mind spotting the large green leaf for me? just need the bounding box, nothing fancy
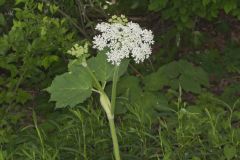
[88,53,129,82]
[182,66,209,86]
[118,59,130,77]
[161,61,181,79]
[117,76,168,121]
[117,76,142,102]
[143,72,168,91]
[68,59,85,73]
[180,74,201,93]
[88,53,113,82]
[143,60,209,93]
[46,66,92,108]
[47,53,129,108]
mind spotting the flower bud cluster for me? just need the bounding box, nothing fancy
[67,43,89,58]
[67,42,90,67]
[108,15,128,25]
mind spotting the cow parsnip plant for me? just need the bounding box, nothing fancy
[46,15,154,160]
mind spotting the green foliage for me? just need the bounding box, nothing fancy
[2,92,240,159]
[144,60,209,93]
[148,0,168,11]
[46,66,92,108]
[88,53,116,82]
[116,75,169,120]
[0,13,5,26]
[1,0,240,159]
[189,49,224,78]
[109,0,148,14]
[47,52,129,109]
[0,0,5,6]
[224,145,237,160]
[189,47,240,79]
[224,47,240,74]
[148,0,240,30]
[145,0,240,63]
[221,82,240,105]
[0,0,76,107]
[0,37,8,55]
[89,53,129,83]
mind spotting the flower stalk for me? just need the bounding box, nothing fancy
[111,66,119,113]
[99,90,121,160]
[100,92,121,160]
[87,64,121,160]
[108,116,121,160]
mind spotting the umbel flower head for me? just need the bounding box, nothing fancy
[67,42,90,67]
[93,15,154,65]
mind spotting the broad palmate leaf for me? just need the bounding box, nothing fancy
[144,60,209,93]
[46,66,92,108]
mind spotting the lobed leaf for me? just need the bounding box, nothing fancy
[144,60,209,93]
[88,53,129,82]
[46,66,92,108]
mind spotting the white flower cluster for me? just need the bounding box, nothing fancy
[92,20,154,65]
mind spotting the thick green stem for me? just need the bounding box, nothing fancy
[108,116,121,160]
[111,66,119,113]
[100,93,121,160]
[86,64,121,160]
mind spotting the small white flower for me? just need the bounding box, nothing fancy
[92,18,154,65]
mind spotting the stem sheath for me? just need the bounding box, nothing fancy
[86,64,121,160]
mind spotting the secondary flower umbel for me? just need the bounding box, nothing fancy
[93,15,154,65]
